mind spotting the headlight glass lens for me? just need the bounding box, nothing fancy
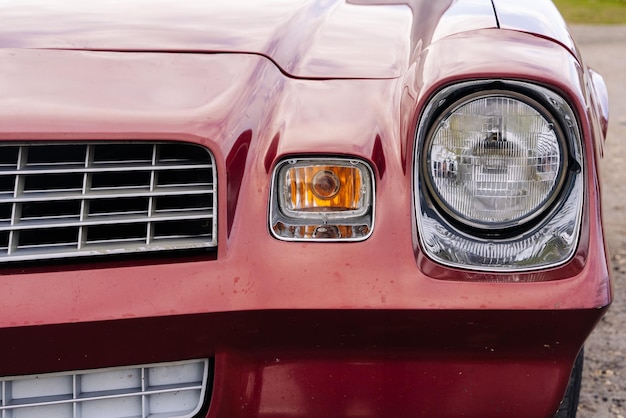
[425,94,566,229]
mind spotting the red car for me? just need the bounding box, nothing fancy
[0,0,611,417]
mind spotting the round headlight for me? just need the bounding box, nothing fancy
[424,92,567,229]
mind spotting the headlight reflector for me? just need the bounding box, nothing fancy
[270,158,374,241]
[424,94,567,229]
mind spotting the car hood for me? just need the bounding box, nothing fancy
[491,0,578,58]
[0,0,497,79]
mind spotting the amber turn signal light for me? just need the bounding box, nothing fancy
[285,165,364,212]
[270,158,374,241]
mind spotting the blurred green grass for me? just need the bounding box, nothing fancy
[553,0,626,24]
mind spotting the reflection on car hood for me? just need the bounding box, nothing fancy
[0,0,497,79]
[491,0,578,58]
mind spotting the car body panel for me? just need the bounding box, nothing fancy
[0,0,497,79]
[492,0,578,58]
[0,1,611,417]
[0,35,611,323]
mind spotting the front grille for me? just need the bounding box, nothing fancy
[0,359,210,418]
[0,142,217,262]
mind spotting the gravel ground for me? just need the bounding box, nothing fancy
[569,25,626,418]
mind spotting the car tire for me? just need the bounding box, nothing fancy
[555,348,584,418]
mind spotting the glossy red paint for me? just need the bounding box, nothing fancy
[0,0,611,417]
[492,0,578,56]
[0,0,496,79]
[0,310,605,417]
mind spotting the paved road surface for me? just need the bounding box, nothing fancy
[570,25,626,418]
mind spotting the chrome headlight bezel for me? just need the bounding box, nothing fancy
[414,80,584,272]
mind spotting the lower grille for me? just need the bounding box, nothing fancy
[0,359,210,418]
[0,142,217,262]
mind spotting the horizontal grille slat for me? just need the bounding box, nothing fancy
[0,184,215,202]
[3,383,204,408]
[0,238,212,261]
[0,142,217,262]
[0,161,213,176]
[0,211,214,230]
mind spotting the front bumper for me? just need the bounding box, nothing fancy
[1,308,607,418]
